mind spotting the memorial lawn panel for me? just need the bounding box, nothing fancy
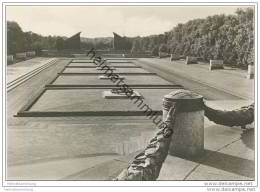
[29,89,174,112]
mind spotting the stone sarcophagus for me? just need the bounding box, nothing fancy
[170,54,180,61]
[247,65,254,79]
[7,55,14,64]
[26,51,36,57]
[209,60,224,70]
[159,52,169,58]
[164,89,204,158]
[15,52,27,60]
[185,56,198,64]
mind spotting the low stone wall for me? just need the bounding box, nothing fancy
[7,55,14,64]
[185,56,198,64]
[15,52,27,60]
[209,60,224,70]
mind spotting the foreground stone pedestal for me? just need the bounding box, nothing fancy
[163,89,204,158]
[159,52,169,58]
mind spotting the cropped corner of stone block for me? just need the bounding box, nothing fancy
[185,56,198,64]
[103,90,141,99]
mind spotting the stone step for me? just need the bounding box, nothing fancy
[62,151,141,180]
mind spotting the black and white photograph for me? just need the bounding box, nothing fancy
[0,1,258,192]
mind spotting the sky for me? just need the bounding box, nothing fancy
[6,6,251,38]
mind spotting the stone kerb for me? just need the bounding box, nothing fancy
[209,59,224,70]
[163,89,204,158]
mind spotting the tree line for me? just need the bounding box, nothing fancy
[131,8,254,67]
[7,21,58,55]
